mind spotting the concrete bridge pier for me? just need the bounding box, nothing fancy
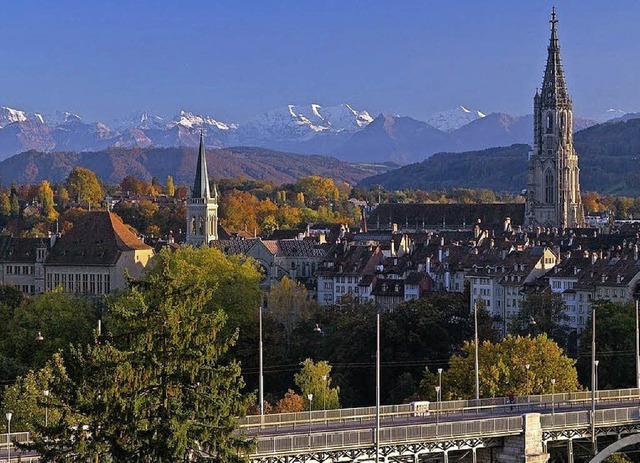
[495,413,549,463]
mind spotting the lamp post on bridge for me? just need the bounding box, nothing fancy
[525,363,530,396]
[6,412,12,463]
[591,304,597,453]
[375,311,380,463]
[259,306,264,419]
[307,393,314,448]
[434,386,441,428]
[474,301,480,401]
[551,379,556,415]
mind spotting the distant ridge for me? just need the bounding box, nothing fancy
[0,146,378,186]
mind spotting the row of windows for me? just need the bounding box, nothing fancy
[6,265,34,275]
[336,286,359,294]
[46,273,111,294]
[551,280,574,290]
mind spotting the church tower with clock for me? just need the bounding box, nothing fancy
[525,8,584,229]
[186,132,218,246]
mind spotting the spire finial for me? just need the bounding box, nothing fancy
[550,7,557,30]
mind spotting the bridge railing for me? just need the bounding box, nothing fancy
[241,388,640,429]
[0,432,31,447]
[254,415,523,455]
[541,406,640,429]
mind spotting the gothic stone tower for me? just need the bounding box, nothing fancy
[526,9,584,229]
[186,132,218,245]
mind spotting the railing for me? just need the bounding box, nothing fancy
[241,388,640,430]
[0,432,31,446]
[254,415,523,455]
[0,458,39,463]
[541,406,640,429]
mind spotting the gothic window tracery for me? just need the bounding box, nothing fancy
[546,113,553,133]
[545,169,555,204]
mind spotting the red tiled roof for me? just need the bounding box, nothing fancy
[46,211,151,266]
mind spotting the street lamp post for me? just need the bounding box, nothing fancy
[595,360,600,391]
[437,368,443,398]
[551,379,556,415]
[322,375,327,410]
[6,412,12,463]
[43,389,50,427]
[434,386,441,427]
[591,305,597,452]
[525,364,530,396]
[376,312,381,463]
[259,306,264,419]
[474,301,480,401]
[636,299,639,390]
[307,393,314,447]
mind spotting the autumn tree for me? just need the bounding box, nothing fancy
[296,176,340,204]
[273,389,304,413]
[294,359,340,410]
[165,175,175,196]
[0,192,10,217]
[65,166,103,206]
[441,334,580,399]
[37,180,58,222]
[219,190,260,233]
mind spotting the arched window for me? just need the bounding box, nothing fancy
[545,169,555,204]
[546,113,553,133]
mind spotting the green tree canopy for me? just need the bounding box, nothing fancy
[509,292,571,352]
[577,300,637,389]
[294,359,340,410]
[17,249,254,462]
[0,290,96,377]
[440,334,580,399]
[65,166,104,206]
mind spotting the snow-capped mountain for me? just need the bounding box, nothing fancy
[0,107,45,128]
[598,108,626,122]
[168,110,237,131]
[427,105,486,132]
[238,103,372,141]
[0,101,634,165]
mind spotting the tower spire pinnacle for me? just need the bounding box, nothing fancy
[192,130,211,199]
[540,7,569,107]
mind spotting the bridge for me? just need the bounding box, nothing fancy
[239,388,640,463]
[2,389,639,463]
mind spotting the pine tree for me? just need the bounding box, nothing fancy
[25,250,255,462]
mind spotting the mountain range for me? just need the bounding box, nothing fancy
[359,117,640,196]
[0,103,619,164]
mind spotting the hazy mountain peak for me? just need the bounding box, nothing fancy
[427,105,486,132]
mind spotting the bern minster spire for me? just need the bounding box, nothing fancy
[540,7,570,108]
[525,8,584,229]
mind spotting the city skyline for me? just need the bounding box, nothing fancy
[1,1,639,123]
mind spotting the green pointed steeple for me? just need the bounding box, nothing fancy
[192,131,211,199]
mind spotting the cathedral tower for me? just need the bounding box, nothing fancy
[186,132,218,245]
[525,8,584,229]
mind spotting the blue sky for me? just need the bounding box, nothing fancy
[1,1,638,123]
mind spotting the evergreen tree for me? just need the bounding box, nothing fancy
[23,251,254,462]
